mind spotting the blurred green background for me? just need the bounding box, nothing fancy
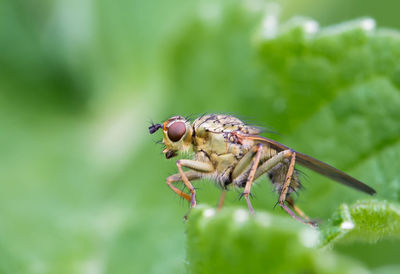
[2,0,400,273]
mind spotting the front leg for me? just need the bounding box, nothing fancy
[166,170,202,202]
[176,159,214,208]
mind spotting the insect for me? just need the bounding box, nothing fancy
[149,114,376,226]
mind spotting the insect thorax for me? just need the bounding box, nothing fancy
[191,115,256,186]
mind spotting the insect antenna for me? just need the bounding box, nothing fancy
[149,121,162,134]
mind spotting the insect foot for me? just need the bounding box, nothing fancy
[190,192,197,208]
[239,191,255,215]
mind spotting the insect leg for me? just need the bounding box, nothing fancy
[253,150,293,180]
[166,171,202,202]
[286,196,310,221]
[217,190,227,210]
[231,144,259,179]
[275,151,313,225]
[250,149,312,224]
[279,151,296,205]
[176,159,214,208]
[232,146,288,214]
[241,143,263,215]
[232,147,311,224]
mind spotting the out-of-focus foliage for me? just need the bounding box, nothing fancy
[322,200,400,245]
[2,0,400,273]
[187,206,369,274]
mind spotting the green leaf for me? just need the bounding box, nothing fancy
[321,200,400,245]
[186,206,368,274]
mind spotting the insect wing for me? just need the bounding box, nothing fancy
[240,135,376,195]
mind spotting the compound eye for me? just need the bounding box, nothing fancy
[167,121,186,142]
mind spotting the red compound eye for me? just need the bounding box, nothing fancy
[167,122,186,142]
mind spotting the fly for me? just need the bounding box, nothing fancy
[149,114,376,226]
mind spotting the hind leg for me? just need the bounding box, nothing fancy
[286,197,319,226]
[276,152,310,225]
[286,196,310,221]
[254,151,314,226]
[233,148,296,216]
